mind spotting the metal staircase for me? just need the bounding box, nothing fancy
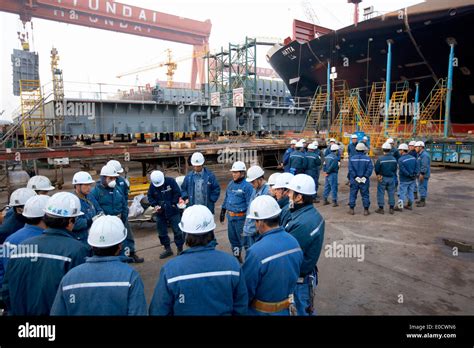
[385,81,409,137]
[366,82,386,126]
[303,84,328,131]
[415,78,447,136]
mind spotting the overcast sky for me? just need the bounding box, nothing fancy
[0,0,422,118]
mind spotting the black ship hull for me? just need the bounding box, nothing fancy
[267,0,474,130]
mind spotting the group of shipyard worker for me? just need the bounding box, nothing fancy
[0,134,430,317]
[282,135,431,215]
[0,154,324,316]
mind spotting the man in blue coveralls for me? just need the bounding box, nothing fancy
[243,195,303,316]
[374,142,398,215]
[285,174,325,315]
[289,141,307,175]
[220,161,254,262]
[415,141,431,208]
[180,152,220,214]
[305,143,322,202]
[322,144,340,207]
[394,144,419,212]
[51,215,147,315]
[348,142,374,216]
[149,205,248,316]
[282,139,297,172]
[147,170,184,259]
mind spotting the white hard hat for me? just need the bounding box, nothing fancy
[27,175,55,191]
[246,165,265,182]
[107,160,124,174]
[382,142,392,150]
[295,141,304,148]
[299,139,307,143]
[330,144,339,151]
[408,141,416,146]
[9,188,37,207]
[387,138,394,144]
[286,173,316,195]
[362,136,368,141]
[179,205,216,234]
[308,143,317,150]
[356,143,366,151]
[72,171,95,185]
[273,172,294,189]
[415,141,425,147]
[88,215,127,248]
[312,140,319,147]
[351,134,358,139]
[230,161,246,172]
[267,173,281,186]
[246,195,281,220]
[44,192,84,217]
[100,165,119,177]
[329,138,336,143]
[191,152,205,166]
[22,195,50,218]
[150,170,165,187]
[290,139,297,145]
[398,143,409,151]
[175,175,185,189]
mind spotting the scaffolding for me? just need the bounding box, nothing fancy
[414,78,447,137]
[303,84,328,131]
[207,37,257,107]
[20,80,47,148]
[51,47,64,145]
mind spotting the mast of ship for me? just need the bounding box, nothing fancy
[348,0,362,26]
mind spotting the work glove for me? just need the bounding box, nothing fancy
[220,208,226,224]
[361,177,367,184]
[355,177,362,184]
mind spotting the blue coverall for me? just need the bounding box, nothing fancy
[242,227,303,316]
[282,147,295,173]
[398,154,419,206]
[285,203,325,316]
[374,154,398,209]
[417,150,431,199]
[50,256,147,315]
[305,150,322,197]
[149,240,248,315]
[1,227,90,315]
[323,153,339,203]
[180,167,221,214]
[147,177,184,249]
[348,153,374,209]
[116,176,137,255]
[277,196,291,229]
[289,150,307,175]
[71,192,102,245]
[243,184,269,248]
[222,178,254,255]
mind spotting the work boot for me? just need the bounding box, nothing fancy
[416,198,426,207]
[414,191,418,200]
[348,208,355,215]
[177,246,184,255]
[393,206,403,212]
[159,246,174,259]
[404,202,413,210]
[375,207,384,214]
[128,252,144,263]
[389,207,395,215]
[332,201,338,207]
[364,209,370,216]
[323,199,330,206]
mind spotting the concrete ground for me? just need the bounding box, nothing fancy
[4,161,473,314]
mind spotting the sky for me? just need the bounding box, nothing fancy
[0,0,422,119]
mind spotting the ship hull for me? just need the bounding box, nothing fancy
[267,0,474,128]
